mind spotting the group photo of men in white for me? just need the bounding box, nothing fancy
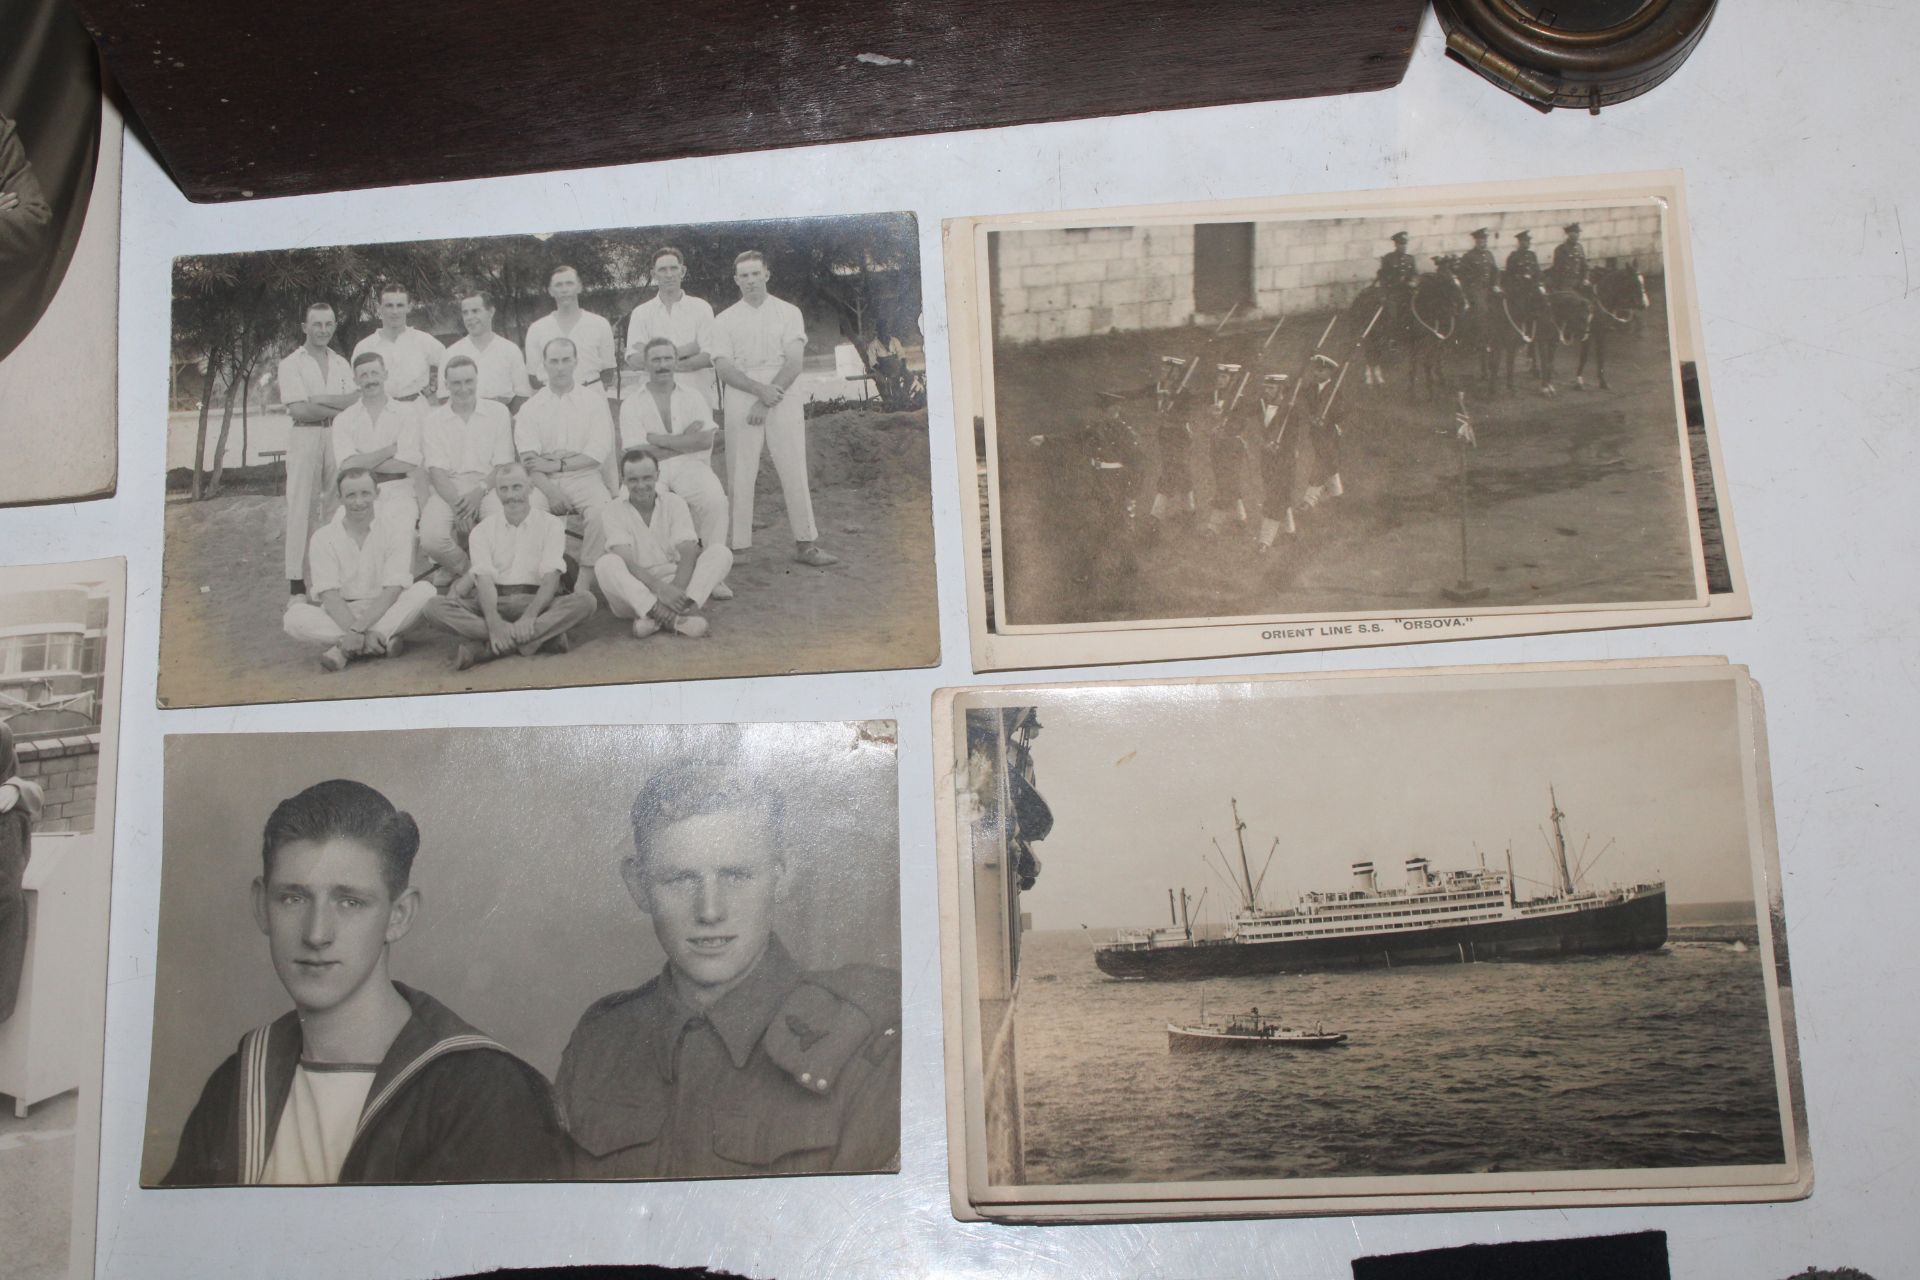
[162,215,937,707]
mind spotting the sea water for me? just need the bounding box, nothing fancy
[1011,925,1786,1185]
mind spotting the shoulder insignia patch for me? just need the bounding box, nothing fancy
[764,982,873,1096]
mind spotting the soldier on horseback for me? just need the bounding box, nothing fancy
[1505,229,1540,289]
[1377,231,1419,323]
[1549,221,1590,293]
[1457,227,1499,301]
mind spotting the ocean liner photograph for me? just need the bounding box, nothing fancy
[935,661,1807,1220]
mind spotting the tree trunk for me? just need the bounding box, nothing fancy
[190,379,213,500]
[207,373,243,497]
[240,369,251,468]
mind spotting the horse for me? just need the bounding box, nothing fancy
[1404,258,1468,399]
[1536,289,1595,396]
[1571,265,1650,390]
[1484,281,1547,396]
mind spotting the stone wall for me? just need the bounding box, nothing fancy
[12,732,100,833]
[994,206,1665,345]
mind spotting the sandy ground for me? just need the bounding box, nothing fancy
[158,408,938,708]
[0,1088,75,1280]
[988,284,1705,627]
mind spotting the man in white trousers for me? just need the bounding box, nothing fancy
[276,302,358,597]
[708,250,839,567]
[620,336,733,600]
[590,449,733,640]
[418,355,545,580]
[283,468,434,673]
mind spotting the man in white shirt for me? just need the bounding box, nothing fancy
[283,468,436,672]
[621,336,732,599]
[590,449,734,640]
[525,264,618,407]
[418,355,548,579]
[277,302,359,596]
[709,250,839,567]
[624,246,718,408]
[443,289,531,413]
[352,283,447,403]
[515,337,617,517]
[330,353,425,528]
[422,462,596,669]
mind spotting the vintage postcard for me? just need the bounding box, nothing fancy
[945,171,1747,671]
[0,558,125,1278]
[160,212,935,707]
[144,720,901,1186]
[0,0,121,507]
[934,661,1806,1220]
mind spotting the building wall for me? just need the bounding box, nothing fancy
[13,732,100,833]
[993,225,1196,345]
[994,207,1665,345]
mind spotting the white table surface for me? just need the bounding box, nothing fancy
[3,2,1915,1275]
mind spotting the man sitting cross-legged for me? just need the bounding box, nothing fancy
[283,467,436,673]
[418,355,548,582]
[422,462,596,670]
[590,449,734,640]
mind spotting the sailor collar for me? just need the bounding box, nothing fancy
[646,934,806,1080]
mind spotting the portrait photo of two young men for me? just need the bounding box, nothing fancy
[141,721,901,1187]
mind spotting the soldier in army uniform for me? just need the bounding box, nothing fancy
[1457,227,1499,300]
[1549,221,1590,293]
[1201,363,1250,536]
[1505,229,1541,291]
[557,761,901,1179]
[1375,230,1419,323]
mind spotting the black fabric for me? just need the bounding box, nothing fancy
[1353,1230,1669,1280]
[0,722,28,1022]
[0,0,99,360]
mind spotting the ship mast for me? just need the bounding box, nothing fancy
[1548,784,1576,896]
[1230,797,1258,911]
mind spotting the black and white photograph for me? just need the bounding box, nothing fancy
[936,661,1805,1220]
[143,720,901,1187]
[160,212,935,708]
[0,558,123,1279]
[946,172,1748,672]
[0,0,121,507]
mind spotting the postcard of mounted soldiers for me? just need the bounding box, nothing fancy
[945,171,1749,673]
[142,720,901,1187]
[932,660,1809,1222]
[159,211,935,708]
[0,558,125,1279]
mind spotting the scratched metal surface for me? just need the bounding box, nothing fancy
[21,2,1917,1275]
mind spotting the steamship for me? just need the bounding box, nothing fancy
[1093,790,1667,980]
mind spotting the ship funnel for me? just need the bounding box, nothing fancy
[1350,861,1376,892]
[1405,856,1431,889]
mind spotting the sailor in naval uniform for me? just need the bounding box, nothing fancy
[557,761,900,1178]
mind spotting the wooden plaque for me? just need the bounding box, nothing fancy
[71,0,1423,203]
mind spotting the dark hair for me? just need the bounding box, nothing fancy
[351,351,385,371]
[457,287,495,311]
[444,353,478,375]
[641,335,677,358]
[733,249,767,270]
[651,246,684,268]
[377,282,410,303]
[335,465,378,494]
[620,445,662,471]
[629,761,781,872]
[261,779,420,896]
[549,263,580,284]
